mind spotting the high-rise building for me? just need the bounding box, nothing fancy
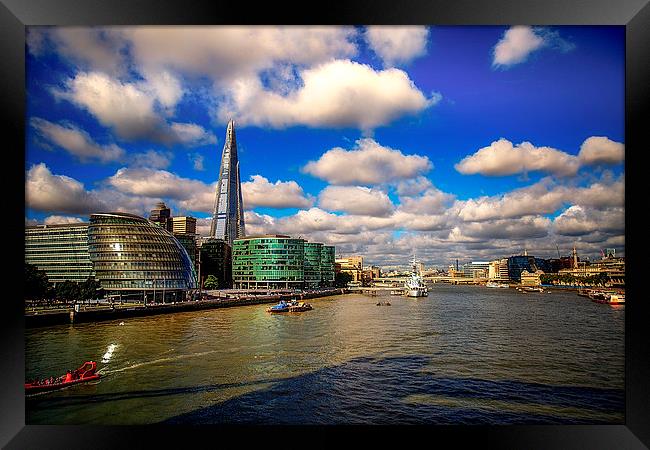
[210,120,246,245]
[172,216,197,234]
[149,201,173,232]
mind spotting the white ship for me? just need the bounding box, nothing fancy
[405,256,428,297]
[486,282,509,288]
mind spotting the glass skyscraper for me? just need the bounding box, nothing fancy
[210,119,246,245]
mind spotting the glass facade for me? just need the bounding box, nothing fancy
[25,224,94,284]
[507,256,552,282]
[210,120,246,244]
[320,246,335,287]
[232,235,305,289]
[199,238,232,289]
[88,213,197,297]
[304,242,323,288]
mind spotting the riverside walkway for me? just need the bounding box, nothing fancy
[24,288,346,328]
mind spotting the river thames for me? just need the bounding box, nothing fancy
[25,284,625,425]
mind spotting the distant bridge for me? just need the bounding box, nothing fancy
[370,276,486,286]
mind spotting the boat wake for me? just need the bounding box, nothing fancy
[100,349,221,376]
[101,343,118,364]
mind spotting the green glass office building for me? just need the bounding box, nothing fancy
[232,235,305,289]
[304,242,323,288]
[320,245,335,287]
[232,235,335,289]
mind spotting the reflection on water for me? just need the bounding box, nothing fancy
[25,284,624,424]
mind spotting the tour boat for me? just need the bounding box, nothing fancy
[486,282,509,288]
[25,361,100,393]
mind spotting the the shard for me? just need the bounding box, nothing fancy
[210,120,246,244]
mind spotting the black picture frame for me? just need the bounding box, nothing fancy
[2,0,648,447]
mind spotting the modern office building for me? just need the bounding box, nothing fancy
[172,216,197,235]
[88,212,197,302]
[149,201,173,232]
[320,245,335,287]
[198,238,232,289]
[25,223,95,284]
[232,235,305,289]
[210,119,246,245]
[462,261,490,278]
[304,242,323,288]
[507,255,552,283]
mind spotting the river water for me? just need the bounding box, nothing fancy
[25,284,625,425]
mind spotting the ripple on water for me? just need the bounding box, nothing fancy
[25,286,624,424]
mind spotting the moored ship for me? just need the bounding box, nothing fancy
[486,282,509,288]
[405,256,428,297]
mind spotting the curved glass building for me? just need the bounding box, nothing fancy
[232,235,304,289]
[88,212,197,301]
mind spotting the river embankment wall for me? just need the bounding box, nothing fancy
[25,289,347,328]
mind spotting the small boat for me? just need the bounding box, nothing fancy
[591,292,625,305]
[25,361,100,393]
[518,286,545,293]
[289,301,313,312]
[266,300,290,313]
[375,301,392,306]
[486,282,509,288]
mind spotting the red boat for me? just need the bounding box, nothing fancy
[25,361,100,393]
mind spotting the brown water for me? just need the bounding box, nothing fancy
[25,284,625,424]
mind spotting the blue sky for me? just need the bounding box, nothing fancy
[24,26,625,268]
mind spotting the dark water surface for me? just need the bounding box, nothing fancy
[25,284,625,424]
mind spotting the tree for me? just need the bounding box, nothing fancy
[25,263,50,300]
[55,281,81,304]
[203,275,220,290]
[334,272,353,288]
[80,277,104,304]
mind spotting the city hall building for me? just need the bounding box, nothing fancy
[25,212,197,302]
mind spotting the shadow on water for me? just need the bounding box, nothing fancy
[28,355,623,425]
[147,355,622,425]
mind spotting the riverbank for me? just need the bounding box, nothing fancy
[24,288,347,328]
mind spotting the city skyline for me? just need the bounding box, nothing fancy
[24,26,625,267]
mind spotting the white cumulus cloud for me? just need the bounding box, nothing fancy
[216,59,439,131]
[455,138,580,177]
[303,138,432,185]
[31,117,125,163]
[578,136,625,165]
[493,26,546,67]
[364,26,429,67]
[242,175,313,209]
[318,186,395,217]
